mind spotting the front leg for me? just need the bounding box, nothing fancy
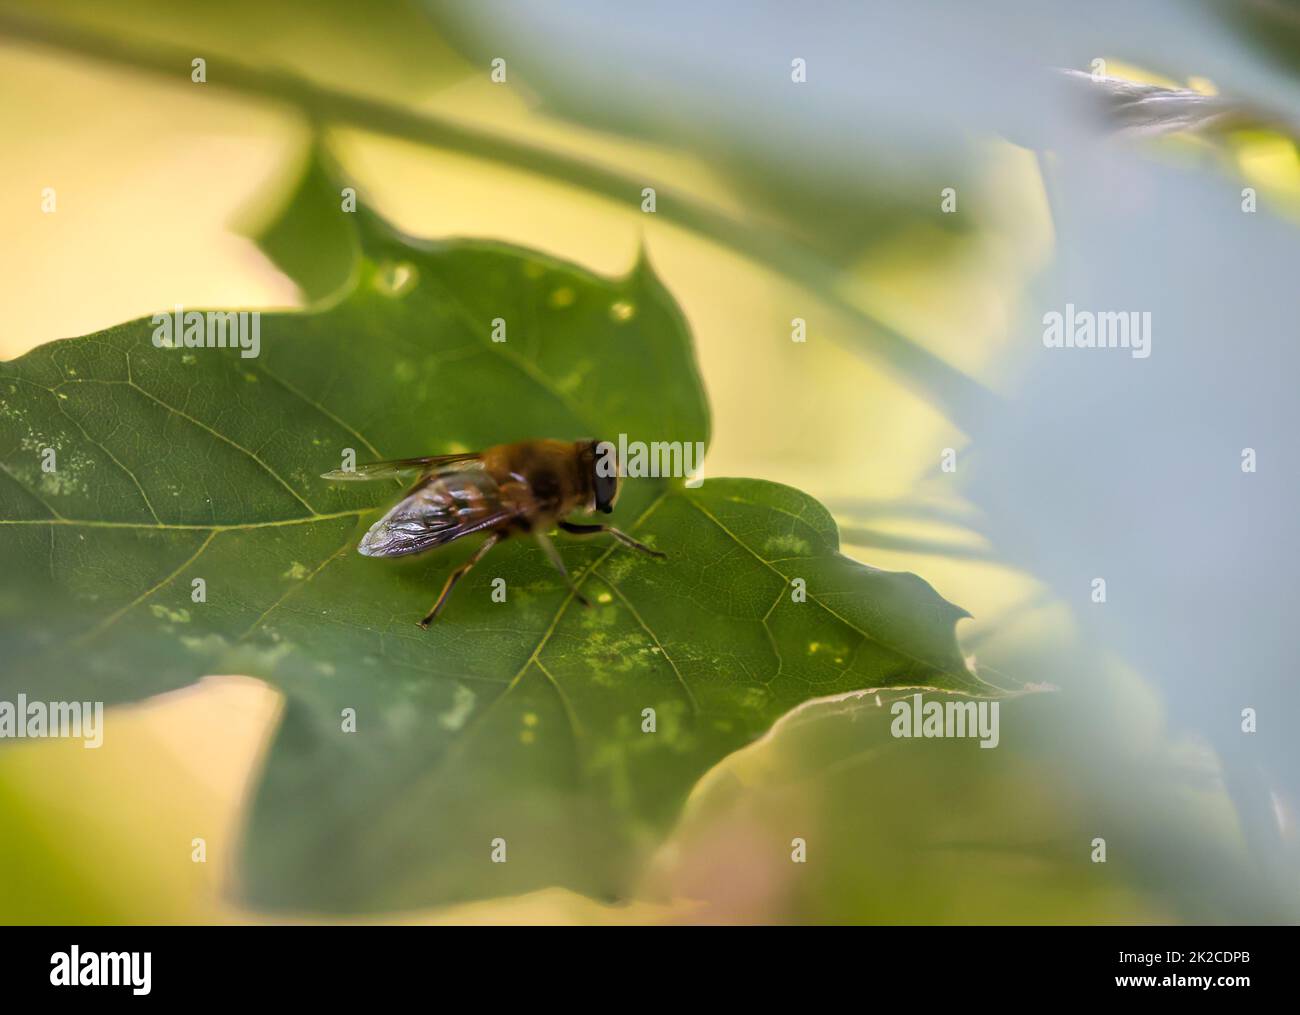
[558,520,667,559]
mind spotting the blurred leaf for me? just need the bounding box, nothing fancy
[0,150,979,912]
[654,689,1174,924]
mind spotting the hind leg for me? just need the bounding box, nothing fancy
[419,533,500,627]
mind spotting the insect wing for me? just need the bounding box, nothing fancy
[357,468,517,558]
[321,451,483,481]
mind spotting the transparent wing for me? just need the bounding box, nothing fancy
[321,452,482,482]
[357,468,518,558]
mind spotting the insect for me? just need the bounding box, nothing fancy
[322,439,665,627]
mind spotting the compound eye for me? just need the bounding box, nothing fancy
[594,471,619,513]
[591,440,620,513]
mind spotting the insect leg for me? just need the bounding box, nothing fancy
[419,532,500,628]
[557,520,667,560]
[534,531,592,608]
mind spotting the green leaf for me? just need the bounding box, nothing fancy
[0,150,980,912]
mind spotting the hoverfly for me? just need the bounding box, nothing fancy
[322,439,665,626]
